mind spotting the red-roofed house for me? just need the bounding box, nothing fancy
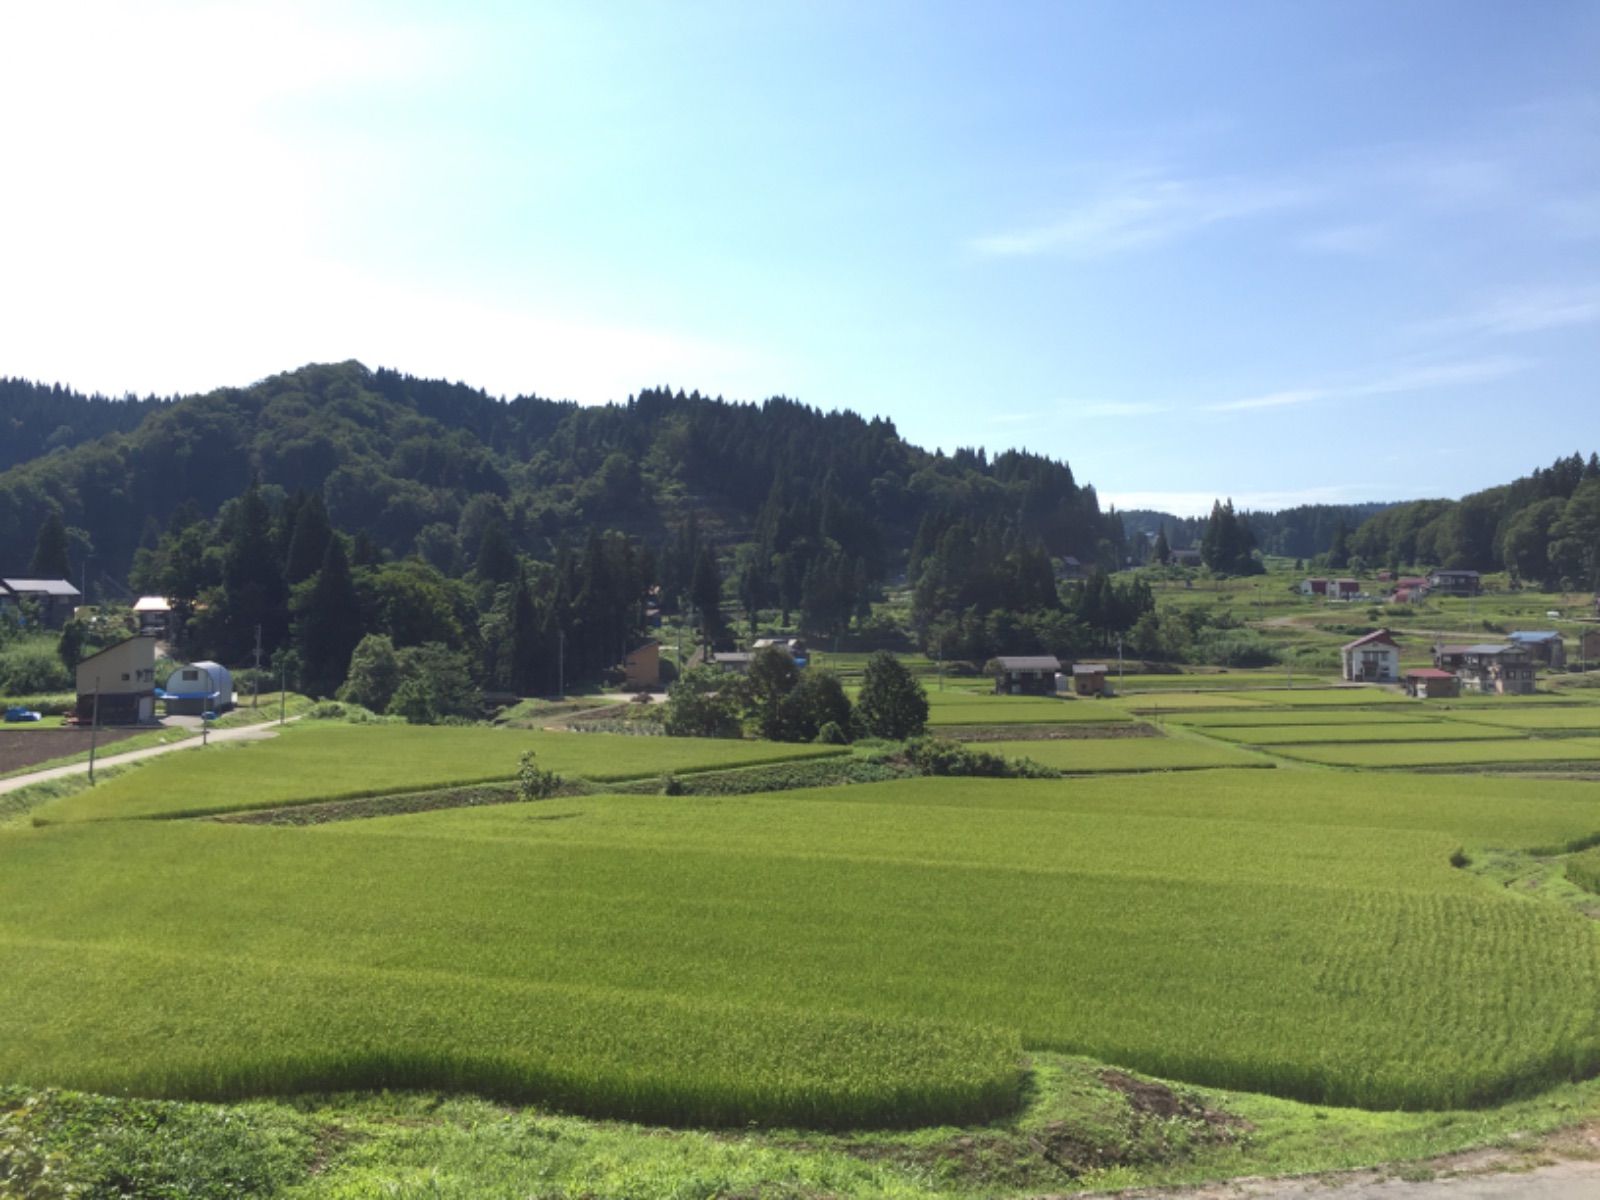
[1341,629,1400,683]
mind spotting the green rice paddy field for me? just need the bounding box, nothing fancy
[1198,721,1525,746]
[36,724,847,823]
[978,736,1268,771]
[1270,737,1600,768]
[6,731,1600,1126]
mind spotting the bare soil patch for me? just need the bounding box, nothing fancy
[0,727,145,775]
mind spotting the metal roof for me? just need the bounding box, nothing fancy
[1462,643,1514,655]
[1507,631,1561,643]
[1405,668,1456,679]
[993,656,1061,671]
[1072,663,1108,674]
[0,578,81,597]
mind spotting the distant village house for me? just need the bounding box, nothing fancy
[1340,629,1400,683]
[0,577,81,628]
[1435,643,1536,696]
[1427,569,1482,596]
[989,655,1061,696]
[620,640,660,690]
[76,634,157,725]
[1507,631,1565,670]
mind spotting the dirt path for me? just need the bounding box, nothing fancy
[0,720,289,798]
[1111,1124,1600,1200]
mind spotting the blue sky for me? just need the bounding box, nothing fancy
[1,1,1596,515]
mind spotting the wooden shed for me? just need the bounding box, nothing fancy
[1403,668,1459,700]
[990,656,1061,696]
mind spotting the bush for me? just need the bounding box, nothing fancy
[899,736,1059,779]
[0,644,72,695]
[516,750,563,801]
[660,773,685,796]
[816,720,849,745]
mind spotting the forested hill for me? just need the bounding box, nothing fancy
[1346,452,1600,587]
[1122,502,1394,560]
[0,378,174,473]
[0,360,1122,586]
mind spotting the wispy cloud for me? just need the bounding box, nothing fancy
[1206,356,1532,414]
[1073,400,1172,418]
[1296,223,1387,255]
[1414,284,1600,339]
[971,171,1307,258]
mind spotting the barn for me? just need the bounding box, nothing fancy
[75,635,158,724]
[162,661,235,716]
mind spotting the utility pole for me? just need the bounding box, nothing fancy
[1117,634,1124,694]
[279,658,287,726]
[558,628,566,700]
[252,624,263,708]
[88,676,101,785]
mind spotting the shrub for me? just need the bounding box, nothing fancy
[899,736,1059,779]
[0,644,72,695]
[660,773,686,796]
[516,751,563,801]
[816,720,849,745]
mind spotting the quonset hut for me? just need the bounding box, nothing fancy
[162,661,234,716]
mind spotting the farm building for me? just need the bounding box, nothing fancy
[1057,556,1087,580]
[620,641,660,690]
[1427,569,1481,596]
[163,661,235,715]
[74,635,158,724]
[0,577,81,628]
[1299,577,1329,596]
[1070,663,1109,696]
[1507,631,1566,669]
[1403,668,1460,700]
[1333,578,1362,600]
[1452,644,1537,696]
[132,596,173,637]
[1340,629,1400,683]
[1581,628,1600,666]
[1169,548,1203,568]
[710,652,754,675]
[990,655,1061,696]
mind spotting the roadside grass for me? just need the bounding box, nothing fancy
[973,736,1269,771]
[1268,737,1600,769]
[35,724,848,824]
[12,1056,1600,1200]
[7,771,1600,1118]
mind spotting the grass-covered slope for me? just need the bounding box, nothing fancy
[5,771,1600,1120]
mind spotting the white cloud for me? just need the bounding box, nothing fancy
[1072,401,1172,418]
[1415,285,1600,340]
[1297,223,1386,255]
[971,171,1306,258]
[1206,356,1530,414]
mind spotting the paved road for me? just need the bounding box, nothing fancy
[0,719,289,798]
[1120,1158,1600,1200]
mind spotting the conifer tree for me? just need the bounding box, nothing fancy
[29,510,71,579]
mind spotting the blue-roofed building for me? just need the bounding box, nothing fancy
[1507,631,1566,670]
